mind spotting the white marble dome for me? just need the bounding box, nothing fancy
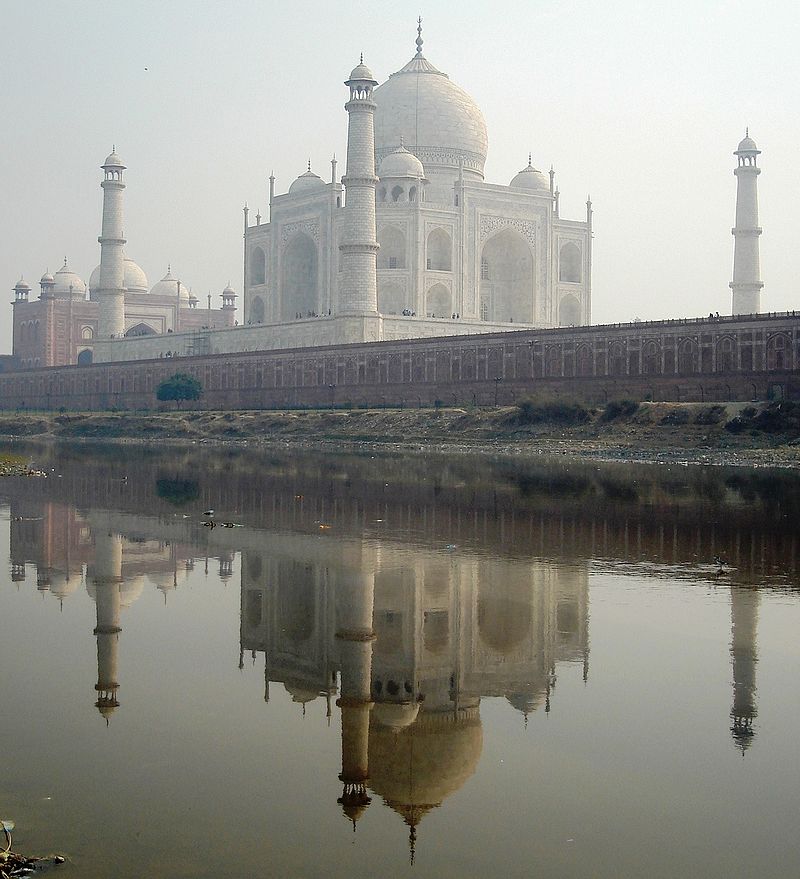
[103,149,125,168]
[89,257,149,295]
[52,261,86,298]
[510,159,550,192]
[736,133,759,153]
[379,144,425,179]
[374,49,488,180]
[289,168,325,194]
[348,60,376,82]
[150,267,189,300]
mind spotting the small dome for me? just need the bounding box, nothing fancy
[103,150,125,168]
[736,132,759,154]
[289,168,325,194]
[379,145,425,179]
[222,283,236,295]
[14,277,30,290]
[348,59,376,82]
[89,258,149,295]
[52,261,86,297]
[149,267,189,300]
[40,272,54,284]
[510,158,550,191]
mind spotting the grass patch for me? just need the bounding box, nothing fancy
[515,398,590,426]
[600,399,639,422]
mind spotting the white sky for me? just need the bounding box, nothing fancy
[3,0,798,355]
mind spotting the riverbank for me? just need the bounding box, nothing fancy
[0,400,798,468]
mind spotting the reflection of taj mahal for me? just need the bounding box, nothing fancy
[238,540,590,848]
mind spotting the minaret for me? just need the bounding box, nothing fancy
[335,569,376,829]
[90,530,124,724]
[730,131,763,315]
[338,57,379,316]
[730,587,759,753]
[96,148,127,338]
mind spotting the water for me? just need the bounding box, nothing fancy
[1,442,799,878]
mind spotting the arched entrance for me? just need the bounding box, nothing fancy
[480,229,534,323]
[250,295,265,323]
[281,233,318,320]
[77,349,93,365]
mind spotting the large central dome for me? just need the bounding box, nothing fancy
[373,31,488,183]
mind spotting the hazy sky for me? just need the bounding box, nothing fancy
[3,0,798,354]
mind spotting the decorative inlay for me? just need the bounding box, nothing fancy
[479,216,538,248]
[281,220,319,245]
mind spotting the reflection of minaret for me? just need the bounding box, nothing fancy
[730,587,759,753]
[91,531,124,724]
[335,569,376,829]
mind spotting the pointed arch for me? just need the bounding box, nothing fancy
[281,232,318,321]
[559,242,582,282]
[378,225,406,269]
[559,294,581,327]
[426,283,451,318]
[124,322,157,337]
[480,228,534,323]
[250,295,265,323]
[426,228,452,271]
[378,281,407,315]
[250,244,266,285]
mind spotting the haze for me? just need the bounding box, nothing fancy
[2,0,797,356]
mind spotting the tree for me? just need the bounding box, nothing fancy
[156,373,202,408]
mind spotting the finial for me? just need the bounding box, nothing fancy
[307,158,311,172]
[112,143,116,152]
[746,126,749,137]
[416,16,424,56]
[528,152,532,167]
[400,133,405,148]
[167,263,171,273]
[63,256,67,267]
[360,52,363,64]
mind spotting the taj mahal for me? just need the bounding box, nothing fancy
[9,22,767,377]
[11,22,594,369]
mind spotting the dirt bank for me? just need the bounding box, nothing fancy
[0,401,798,468]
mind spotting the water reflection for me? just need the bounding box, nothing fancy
[239,545,588,852]
[2,443,797,865]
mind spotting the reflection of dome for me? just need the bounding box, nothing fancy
[89,258,149,295]
[373,701,420,730]
[379,145,425,179]
[510,158,550,192]
[289,168,325,194]
[149,268,189,300]
[506,687,548,716]
[85,575,145,608]
[369,707,482,826]
[48,570,81,602]
[52,261,86,298]
[284,681,319,704]
[374,39,488,179]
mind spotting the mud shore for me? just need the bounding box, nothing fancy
[0,401,798,469]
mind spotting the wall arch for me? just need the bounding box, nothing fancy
[378,282,407,315]
[125,322,157,337]
[767,333,791,370]
[716,336,736,372]
[642,340,660,375]
[250,244,266,286]
[559,294,581,327]
[426,283,451,317]
[426,228,452,271]
[480,228,534,323]
[678,339,698,374]
[77,349,93,365]
[281,233,318,320]
[378,226,406,269]
[250,295,265,324]
[559,242,582,282]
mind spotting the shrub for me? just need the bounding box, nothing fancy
[516,398,590,425]
[659,407,690,425]
[694,405,726,425]
[156,373,202,408]
[600,399,639,422]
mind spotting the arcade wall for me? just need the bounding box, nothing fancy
[1,312,798,411]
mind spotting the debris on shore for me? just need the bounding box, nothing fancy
[1,820,65,876]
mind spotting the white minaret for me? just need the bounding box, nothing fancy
[97,148,127,338]
[730,131,763,315]
[338,57,379,316]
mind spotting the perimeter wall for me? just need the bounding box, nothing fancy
[1,312,798,411]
